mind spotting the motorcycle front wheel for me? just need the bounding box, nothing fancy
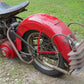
[22,30,68,77]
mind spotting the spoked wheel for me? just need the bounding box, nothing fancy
[23,31,68,77]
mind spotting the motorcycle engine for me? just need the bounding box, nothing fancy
[0,17,17,39]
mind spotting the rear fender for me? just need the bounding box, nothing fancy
[16,14,72,62]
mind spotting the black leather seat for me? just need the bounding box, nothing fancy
[0,1,29,18]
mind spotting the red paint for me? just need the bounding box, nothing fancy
[37,31,56,54]
[1,41,17,59]
[16,14,73,62]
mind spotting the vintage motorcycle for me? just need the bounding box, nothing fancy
[0,0,84,77]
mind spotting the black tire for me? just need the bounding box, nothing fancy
[22,30,68,77]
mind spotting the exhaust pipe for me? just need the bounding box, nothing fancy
[7,22,34,65]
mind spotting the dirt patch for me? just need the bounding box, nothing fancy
[0,55,84,84]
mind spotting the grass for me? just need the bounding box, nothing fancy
[3,0,84,40]
[0,56,36,83]
[2,0,84,22]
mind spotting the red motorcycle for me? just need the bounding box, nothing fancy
[0,0,84,77]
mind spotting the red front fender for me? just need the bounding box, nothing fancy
[16,14,72,62]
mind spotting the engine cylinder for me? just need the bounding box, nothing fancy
[1,41,17,59]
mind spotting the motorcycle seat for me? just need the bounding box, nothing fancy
[0,1,29,18]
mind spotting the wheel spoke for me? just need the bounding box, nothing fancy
[27,32,59,70]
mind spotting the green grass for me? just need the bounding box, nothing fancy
[2,0,84,22]
[3,0,84,39]
[2,0,84,34]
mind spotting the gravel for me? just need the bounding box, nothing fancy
[0,56,84,84]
